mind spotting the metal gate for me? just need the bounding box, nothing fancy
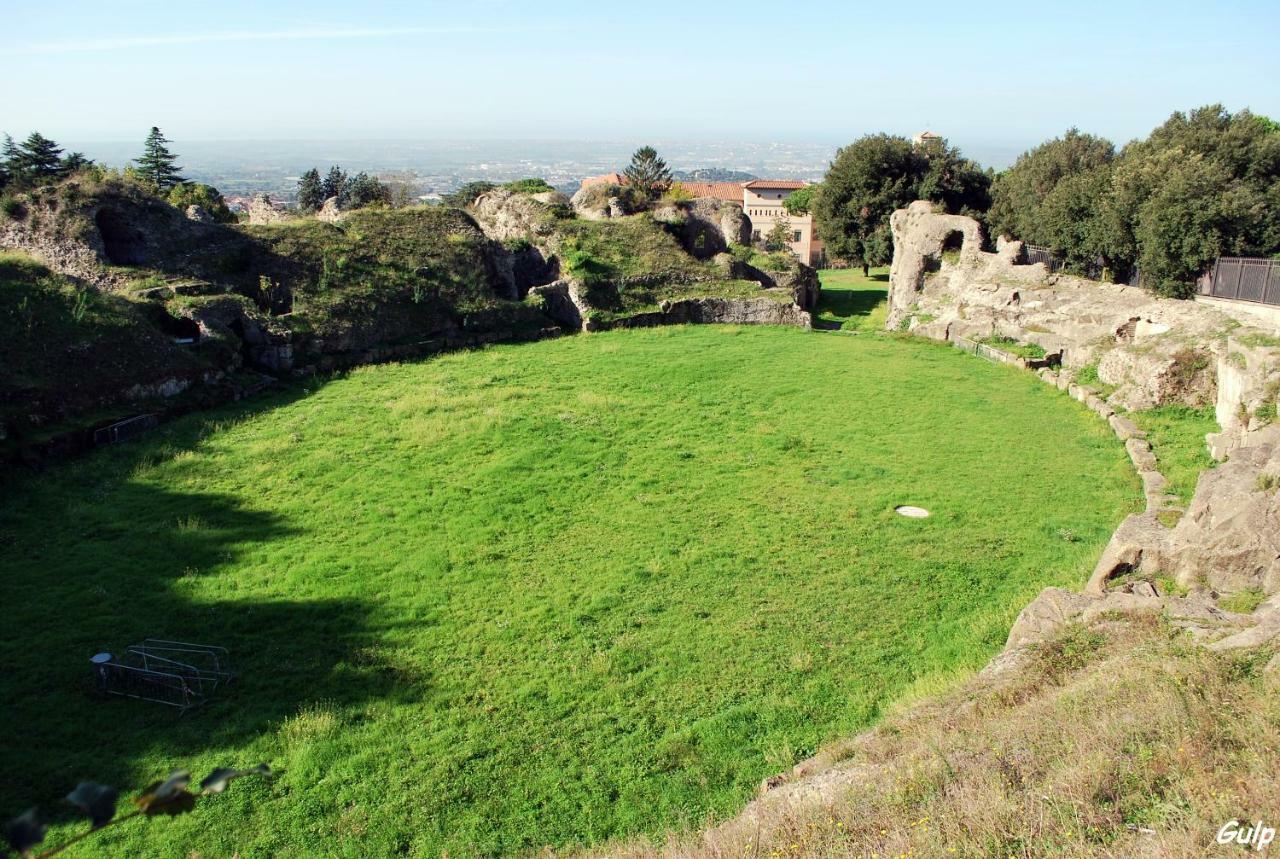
[1203,257,1280,305]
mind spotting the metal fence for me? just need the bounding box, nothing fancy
[1202,257,1280,306]
[1023,245,1109,281]
[92,414,158,445]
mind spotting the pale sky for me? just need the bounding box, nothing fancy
[5,0,1279,152]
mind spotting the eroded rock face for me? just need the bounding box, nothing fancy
[596,296,812,331]
[882,200,1280,414]
[651,199,750,260]
[1159,427,1280,594]
[247,194,288,225]
[316,196,344,223]
[472,188,557,241]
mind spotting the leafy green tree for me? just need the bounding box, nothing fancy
[14,132,66,181]
[763,219,793,252]
[783,185,816,215]
[167,182,235,223]
[443,181,497,207]
[813,134,925,274]
[623,146,672,200]
[345,172,391,209]
[134,127,184,190]
[987,128,1115,246]
[321,166,347,203]
[0,134,15,189]
[296,168,324,212]
[1104,105,1280,293]
[918,143,992,216]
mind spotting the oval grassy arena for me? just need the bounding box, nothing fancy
[0,325,1139,856]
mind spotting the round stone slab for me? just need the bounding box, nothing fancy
[895,505,930,518]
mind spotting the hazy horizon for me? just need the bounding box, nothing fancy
[7,0,1277,156]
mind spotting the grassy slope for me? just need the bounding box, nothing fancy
[608,614,1280,859]
[814,268,889,331]
[0,326,1138,857]
[244,207,547,338]
[0,252,212,431]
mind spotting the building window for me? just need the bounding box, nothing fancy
[793,231,802,243]
[752,229,761,240]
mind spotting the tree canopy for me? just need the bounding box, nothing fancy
[990,106,1280,296]
[813,134,990,272]
[0,131,94,190]
[134,127,184,190]
[623,146,672,200]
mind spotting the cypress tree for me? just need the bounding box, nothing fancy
[134,127,184,190]
[297,168,325,212]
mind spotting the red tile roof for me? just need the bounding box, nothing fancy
[672,181,743,202]
[580,172,625,188]
[743,179,809,190]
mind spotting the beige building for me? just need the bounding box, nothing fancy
[579,175,825,266]
[741,180,823,266]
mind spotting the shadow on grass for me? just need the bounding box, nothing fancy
[0,391,421,819]
[818,287,887,319]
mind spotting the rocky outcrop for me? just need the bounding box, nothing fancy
[316,196,344,223]
[590,296,812,331]
[569,183,634,220]
[472,188,557,242]
[247,193,289,225]
[651,199,750,259]
[886,200,1280,421]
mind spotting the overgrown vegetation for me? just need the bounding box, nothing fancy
[814,134,991,274]
[1128,405,1220,504]
[0,326,1138,856]
[987,107,1280,295]
[603,614,1279,858]
[978,335,1048,360]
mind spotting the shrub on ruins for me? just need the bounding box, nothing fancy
[814,134,989,274]
[167,182,235,223]
[443,181,498,208]
[503,178,554,194]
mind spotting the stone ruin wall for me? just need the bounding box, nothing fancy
[884,199,1280,645]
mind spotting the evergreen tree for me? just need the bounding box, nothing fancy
[134,127,184,190]
[61,151,92,173]
[15,132,65,180]
[623,146,672,200]
[0,134,15,189]
[321,166,348,204]
[345,172,391,209]
[296,168,325,212]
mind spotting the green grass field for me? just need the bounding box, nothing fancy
[0,325,1140,857]
[814,268,889,331]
